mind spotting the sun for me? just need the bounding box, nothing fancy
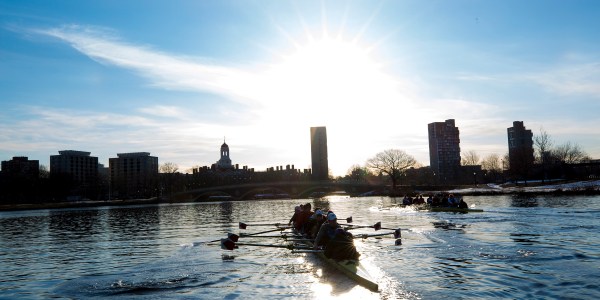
[278,37,379,92]
[256,36,399,125]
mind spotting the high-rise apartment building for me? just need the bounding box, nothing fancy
[50,150,98,185]
[507,121,534,172]
[310,126,329,181]
[1,156,39,179]
[428,119,461,183]
[109,152,158,199]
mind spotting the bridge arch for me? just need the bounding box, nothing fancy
[239,187,293,200]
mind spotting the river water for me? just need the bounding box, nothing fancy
[0,195,598,299]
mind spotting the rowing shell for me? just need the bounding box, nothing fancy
[422,207,484,213]
[291,229,379,291]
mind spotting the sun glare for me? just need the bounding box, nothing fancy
[257,37,400,125]
[239,34,418,176]
[281,38,378,90]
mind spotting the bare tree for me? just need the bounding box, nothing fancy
[534,127,553,164]
[160,162,179,173]
[366,149,417,190]
[346,164,371,182]
[552,142,588,164]
[534,127,553,182]
[481,154,501,182]
[39,164,49,179]
[461,150,481,166]
[481,154,501,172]
[159,162,179,197]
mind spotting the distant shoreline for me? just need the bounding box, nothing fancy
[0,198,162,212]
[1,181,599,212]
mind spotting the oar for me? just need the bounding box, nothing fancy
[239,227,289,237]
[239,234,291,238]
[206,232,240,244]
[238,234,311,242]
[355,229,401,239]
[341,221,399,231]
[207,227,288,244]
[238,222,291,229]
[220,239,312,251]
[341,221,382,230]
[292,249,324,253]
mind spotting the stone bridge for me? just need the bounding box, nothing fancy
[170,180,388,202]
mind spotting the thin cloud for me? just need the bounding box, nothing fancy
[137,105,188,118]
[0,104,255,171]
[527,62,600,98]
[34,25,255,103]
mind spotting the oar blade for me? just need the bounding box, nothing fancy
[239,222,247,229]
[394,229,401,239]
[374,222,382,231]
[346,216,353,223]
[227,233,240,242]
[221,238,237,250]
[395,238,402,246]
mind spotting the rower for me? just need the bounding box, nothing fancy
[458,197,469,209]
[304,209,325,239]
[288,205,302,226]
[447,194,457,207]
[314,213,341,249]
[294,203,313,233]
[324,228,360,261]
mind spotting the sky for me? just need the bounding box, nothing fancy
[1,0,599,176]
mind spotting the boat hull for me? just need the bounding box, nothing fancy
[292,230,379,291]
[423,206,483,213]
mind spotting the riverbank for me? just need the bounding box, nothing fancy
[0,198,163,212]
[2,180,599,212]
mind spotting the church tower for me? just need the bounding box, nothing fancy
[216,138,233,170]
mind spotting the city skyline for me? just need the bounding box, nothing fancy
[1,1,600,176]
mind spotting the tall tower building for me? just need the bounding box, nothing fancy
[50,150,98,185]
[310,126,329,181]
[109,152,158,199]
[507,121,534,172]
[428,119,461,183]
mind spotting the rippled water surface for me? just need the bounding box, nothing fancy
[1,195,599,299]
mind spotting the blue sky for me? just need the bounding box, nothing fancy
[1,0,599,176]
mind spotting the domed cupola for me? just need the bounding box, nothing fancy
[216,138,233,170]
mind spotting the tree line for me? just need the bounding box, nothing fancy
[342,127,596,189]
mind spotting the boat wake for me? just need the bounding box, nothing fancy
[53,243,258,299]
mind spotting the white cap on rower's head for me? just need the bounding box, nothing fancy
[328,213,337,221]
